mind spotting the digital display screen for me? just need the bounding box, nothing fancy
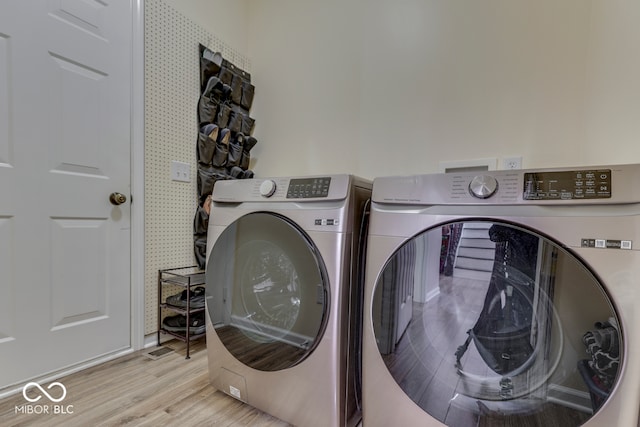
[523,169,611,200]
[286,177,331,199]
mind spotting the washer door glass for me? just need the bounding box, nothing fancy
[206,212,329,371]
[372,220,621,426]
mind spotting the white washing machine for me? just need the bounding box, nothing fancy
[205,174,371,427]
[362,164,640,426]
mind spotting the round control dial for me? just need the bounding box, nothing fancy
[469,175,498,199]
[259,180,277,197]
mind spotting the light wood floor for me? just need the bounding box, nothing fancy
[0,339,291,427]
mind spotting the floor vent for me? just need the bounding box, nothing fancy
[143,346,174,360]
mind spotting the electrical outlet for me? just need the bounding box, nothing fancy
[171,161,190,182]
[503,156,523,170]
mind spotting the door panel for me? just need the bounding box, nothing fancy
[0,0,131,388]
[50,218,108,329]
[48,54,107,177]
[372,220,619,426]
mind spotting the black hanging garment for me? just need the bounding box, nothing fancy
[455,225,539,376]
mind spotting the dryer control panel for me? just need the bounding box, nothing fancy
[523,169,611,200]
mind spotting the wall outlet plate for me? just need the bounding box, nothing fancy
[503,156,523,170]
[171,160,190,182]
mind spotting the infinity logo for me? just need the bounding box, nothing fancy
[22,382,67,403]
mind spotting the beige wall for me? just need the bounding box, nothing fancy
[246,0,364,176]
[246,0,640,179]
[145,0,640,335]
[583,0,640,163]
[170,1,640,178]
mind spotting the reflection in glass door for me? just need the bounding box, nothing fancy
[207,212,330,372]
[372,221,621,426]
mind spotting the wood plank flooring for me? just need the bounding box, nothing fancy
[0,340,291,427]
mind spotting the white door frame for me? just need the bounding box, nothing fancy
[131,0,146,353]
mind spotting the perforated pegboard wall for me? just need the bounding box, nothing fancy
[144,0,251,336]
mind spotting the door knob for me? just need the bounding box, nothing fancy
[109,192,127,206]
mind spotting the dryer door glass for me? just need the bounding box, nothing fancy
[206,212,329,371]
[372,220,621,426]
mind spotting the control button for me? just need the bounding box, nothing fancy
[259,180,277,197]
[581,239,595,248]
[469,175,498,199]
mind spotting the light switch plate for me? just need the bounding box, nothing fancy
[171,161,190,182]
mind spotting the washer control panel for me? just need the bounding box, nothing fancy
[286,177,331,199]
[523,169,612,200]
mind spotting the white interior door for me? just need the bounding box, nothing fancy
[0,0,132,388]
